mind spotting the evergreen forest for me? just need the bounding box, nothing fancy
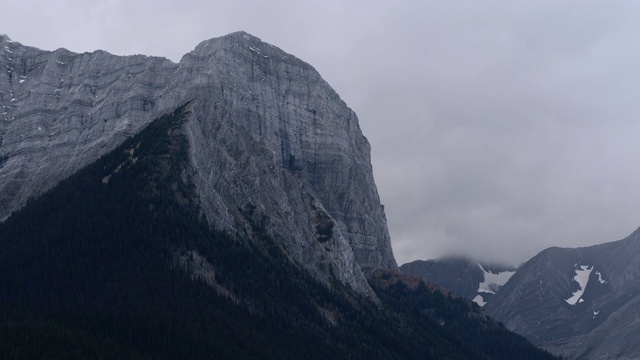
[0,105,559,359]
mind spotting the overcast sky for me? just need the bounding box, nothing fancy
[4,0,640,266]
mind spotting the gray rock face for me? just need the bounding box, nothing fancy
[0,33,178,219]
[0,32,397,296]
[543,293,640,360]
[486,227,640,359]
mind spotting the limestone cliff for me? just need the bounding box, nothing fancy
[0,32,397,295]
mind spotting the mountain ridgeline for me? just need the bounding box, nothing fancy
[485,228,640,359]
[0,32,558,358]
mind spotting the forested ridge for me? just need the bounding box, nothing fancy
[0,105,559,359]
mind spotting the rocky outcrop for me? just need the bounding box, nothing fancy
[486,227,640,359]
[0,32,396,296]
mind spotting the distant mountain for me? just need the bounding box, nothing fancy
[0,104,558,359]
[401,257,516,306]
[486,228,640,359]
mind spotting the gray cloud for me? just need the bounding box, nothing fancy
[4,0,640,265]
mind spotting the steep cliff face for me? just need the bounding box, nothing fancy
[0,32,396,295]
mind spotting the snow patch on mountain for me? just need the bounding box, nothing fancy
[472,295,487,306]
[477,264,516,294]
[565,265,593,305]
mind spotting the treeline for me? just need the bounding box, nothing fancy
[371,274,560,360]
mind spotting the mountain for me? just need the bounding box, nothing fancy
[0,32,560,358]
[485,227,640,359]
[0,31,395,298]
[401,257,516,306]
[0,102,558,359]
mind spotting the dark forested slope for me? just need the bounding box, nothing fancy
[0,105,557,359]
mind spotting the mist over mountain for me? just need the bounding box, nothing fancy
[401,257,517,307]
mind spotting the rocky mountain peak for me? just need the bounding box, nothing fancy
[193,31,262,52]
[0,32,397,296]
[193,31,274,55]
[186,31,318,80]
[0,34,16,45]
